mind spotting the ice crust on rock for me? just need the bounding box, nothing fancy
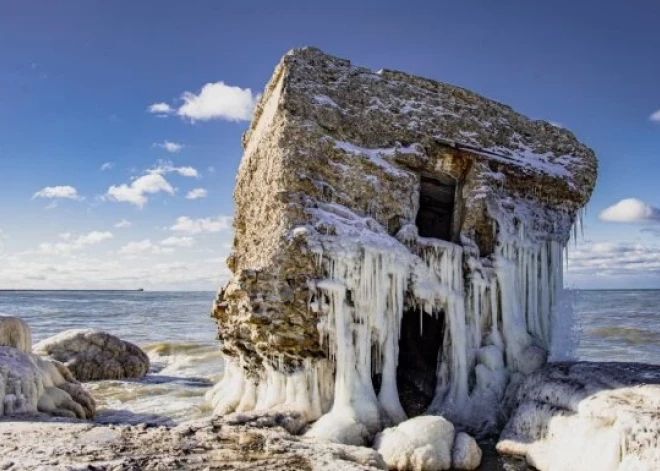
[497,362,660,471]
[209,47,597,441]
[34,329,150,381]
[0,345,95,419]
[373,416,455,471]
[0,316,32,353]
[451,432,482,470]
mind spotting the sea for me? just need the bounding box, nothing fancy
[0,289,658,468]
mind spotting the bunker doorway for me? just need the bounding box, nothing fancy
[396,308,445,417]
[415,175,456,241]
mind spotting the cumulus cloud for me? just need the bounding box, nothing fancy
[177,82,257,122]
[39,231,113,255]
[100,162,114,171]
[169,216,231,234]
[149,82,257,123]
[185,188,208,200]
[153,141,184,153]
[33,186,82,201]
[104,161,200,208]
[598,198,660,223]
[160,236,195,247]
[148,102,174,116]
[649,110,660,122]
[115,219,132,228]
[106,173,174,208]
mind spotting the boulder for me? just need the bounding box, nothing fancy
[373,416,455,471]
[497,362,660,471]
[34,329,150,381]
[0,316,32,352]
[451,432,482,470]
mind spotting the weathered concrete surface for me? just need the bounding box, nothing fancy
[498,362,660,471]
[213,47,597,372]
[34,329,150,381]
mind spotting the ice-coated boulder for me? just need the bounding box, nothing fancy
[497,362,660,471]
[0,346,95,419]
[451,432,482,470]
[34,329,150,381]
[0,316,32,352]
[373,416,455,471]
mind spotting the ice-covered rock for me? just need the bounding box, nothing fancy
[34,329,150,381]
[451,432,482,470]
[0,316,32,352]
[0,346,95,419]
[373,416,455,471]
[497,362,660,471]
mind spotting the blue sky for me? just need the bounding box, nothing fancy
[1,1,659,289]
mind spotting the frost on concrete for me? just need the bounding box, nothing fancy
[34,329,150,381]
[497,362,660,471]
[209,47,597,440]
[0,316,32,353]
[373,416,455,471]
[0,346,95,419]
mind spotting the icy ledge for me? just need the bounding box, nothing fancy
[497,362,660,471]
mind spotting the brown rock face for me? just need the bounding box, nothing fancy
[209,48,597,437]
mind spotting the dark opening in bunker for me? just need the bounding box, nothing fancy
[416,175,456,241]
[396,307,445,417]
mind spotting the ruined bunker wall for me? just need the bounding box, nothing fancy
[209,48,597,439]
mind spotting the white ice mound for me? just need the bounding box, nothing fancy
[0,346,95,419]
[497,362,660,471]
[0,316,32,353]
[451,432,482,470]
[373,416,455,471]
[34,329,150,381]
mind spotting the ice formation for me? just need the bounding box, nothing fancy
[0,318,96,419]
[34,329,150,381]
[0,316,32,353]
[210,47,597,440]
[497,362,660,471]
[451,432,482,470]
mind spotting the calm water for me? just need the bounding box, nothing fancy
[0,289,658,436]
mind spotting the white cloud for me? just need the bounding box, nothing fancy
[118,239,174,256]
[115,219,132,228]
[150,82,257,123]
[160,236,195,247]
[153,141,184,153]
[566,241,660,278]
[649,110,660,122]
[106,173,174,208]
[150,162,199,178]
[169,215,231,234]
[185,188,208,200]
[147,102,173,115]
[39,231,113,255]
[598,198,660,223]
[207,166,216,174]
[33,186,82,201]
[104,161,199,208]
[100,162,114,171]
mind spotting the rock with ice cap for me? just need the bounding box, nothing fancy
[373,416,455,471]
